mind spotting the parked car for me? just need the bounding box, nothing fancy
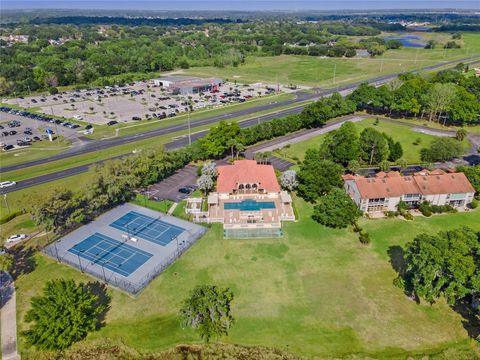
[6,234,28,243]
[0,181,16,188]
[3,145,14,150]
[107,120,118,126]
[178,187,193,194]
[132,116,141,121]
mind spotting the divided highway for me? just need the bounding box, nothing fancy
[2,55,480,193]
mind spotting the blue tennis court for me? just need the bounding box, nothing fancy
[109,211,185,246]
[68,233,153,277]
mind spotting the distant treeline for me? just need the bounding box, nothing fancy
[435,24,480,32]
[29,16,242,26]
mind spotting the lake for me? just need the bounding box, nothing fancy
[384,34,426,48]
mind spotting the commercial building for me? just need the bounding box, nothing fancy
[343,169,475,214]
[152,76,223,95]
[189,160,295,238]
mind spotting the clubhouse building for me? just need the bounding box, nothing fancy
[190,160,295,238]
[343,169,475,214]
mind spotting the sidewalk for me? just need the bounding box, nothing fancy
[1,272,20,360]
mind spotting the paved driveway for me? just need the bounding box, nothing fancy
[1,272,19,360]
[146,164,199,202]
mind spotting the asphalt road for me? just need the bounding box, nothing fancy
[2,56,480,193]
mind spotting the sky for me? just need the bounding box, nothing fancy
[2,0,480,10]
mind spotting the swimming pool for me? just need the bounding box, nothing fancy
[224,199,276,211]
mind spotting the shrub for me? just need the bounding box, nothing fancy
[419,202,432,217]
[393,275,405,289]
[0,210,23,224]
[402,212,414,220]
[470,199,478,209]
[359,230,371,244]
[352,222,362,233]
[385,211,398,218]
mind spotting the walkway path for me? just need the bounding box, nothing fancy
[1,272,20,360]
[246,115,367,155]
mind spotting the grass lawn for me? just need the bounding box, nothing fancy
[131,194,173,214]
[14,197,480,359]
[184,33,480,88]
[0,137,71,168]
[274,118,471,164]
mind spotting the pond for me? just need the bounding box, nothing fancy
[384,34,426,48]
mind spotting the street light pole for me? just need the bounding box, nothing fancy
[187,111,191,145]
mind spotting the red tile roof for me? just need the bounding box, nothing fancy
[344,169,475,199]
[217,160,280,193]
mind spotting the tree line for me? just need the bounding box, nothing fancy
[347,69,480,126]
[1,20,407,95]
[30,147,191,234]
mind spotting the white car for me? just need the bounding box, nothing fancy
[0,181,16,189]
[6,234,28,243]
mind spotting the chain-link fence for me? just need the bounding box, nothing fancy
[43,226,207,296]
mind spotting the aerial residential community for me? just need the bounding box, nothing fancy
[0,1,480,359]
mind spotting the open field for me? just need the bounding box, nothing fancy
[273,118,471,163]
[14,197,480,359]
[185,33,480,88]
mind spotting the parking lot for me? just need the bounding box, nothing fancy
[145,164,199,202]
[0,108,85,151]
[3,79,280,126]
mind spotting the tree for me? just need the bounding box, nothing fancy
[0,253,14,273]
[321,121,359,165]
[23,279,108,350]
[280,170,298,191]
[347,159,360,174]
[401,227,480,305]
[201,162,218,178]
[359,127,389,165]
[197,174,215,195]
[312,188,362,228]
[201,121,242,158]
[180,285,234,343]
[448,87,480,125]
[384,134,403,162]
[420,137,464,162]
[456,129,468,141]
[457,165,480,195]
[424,40,437,49]
[297,150,344,202]
[424,83,456,122]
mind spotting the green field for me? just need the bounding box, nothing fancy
[185,33,480,88]
[14,198,480,359]
[274,118,471,164]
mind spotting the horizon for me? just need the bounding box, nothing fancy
[3,0,480,11]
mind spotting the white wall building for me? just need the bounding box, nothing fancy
[343,169,475,214]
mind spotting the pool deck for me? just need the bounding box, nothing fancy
[207,193,295,228]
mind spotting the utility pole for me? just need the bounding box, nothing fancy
[3,194,10,214]
[332,63,337,85]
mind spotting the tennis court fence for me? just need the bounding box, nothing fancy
[42,227,207,295]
